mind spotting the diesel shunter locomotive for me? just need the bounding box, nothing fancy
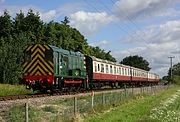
[23,44,159,92]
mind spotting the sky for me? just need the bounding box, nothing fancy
[0,0,180,77]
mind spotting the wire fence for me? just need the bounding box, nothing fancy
[0,85,171,122]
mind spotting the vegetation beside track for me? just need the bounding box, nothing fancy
[84,86,180,122]
[1,85,179,122]
[174,75,180,85]
[0,84,34,96]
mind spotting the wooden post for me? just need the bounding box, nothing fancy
[74,97,77,116]
[132,86,134,95]
[102,92,105,105]
[91,91,94,109]
[25,103,28,122]
[124,84,127,97]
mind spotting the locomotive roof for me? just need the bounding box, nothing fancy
[49,45,84,56]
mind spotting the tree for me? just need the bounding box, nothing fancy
[168,63,180,76]
[0,10,13,38]
[61,16,70,26]
[86,46,116,62]
[120,55,151,71]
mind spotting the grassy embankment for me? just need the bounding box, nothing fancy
[84,86,180,122]
[0,84,34,96]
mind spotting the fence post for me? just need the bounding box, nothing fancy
[102,92,105,105]
[25,103,28,122]
[91,91,94,109]
[151,85,153,94]
[124,84,127,97]
[132,86,134,95]
[140,86,142,94]
[74,97,77,116]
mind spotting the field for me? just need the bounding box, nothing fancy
[84,86,180,122]
[0,84,34,96]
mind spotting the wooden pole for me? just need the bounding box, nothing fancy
[25,103,28,122]
[74,97,77,116]
[91,91,94,109]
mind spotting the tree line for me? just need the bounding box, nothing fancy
[0,10,116,84]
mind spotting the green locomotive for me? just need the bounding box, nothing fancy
[23,44,88,92]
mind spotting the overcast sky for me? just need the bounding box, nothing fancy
[1,0,180,77]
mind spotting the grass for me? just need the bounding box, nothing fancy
[2,85,179,122]
[83,86,180,122]
[145,89,180,122]
[0,84,34,96]
[8,104,43,122]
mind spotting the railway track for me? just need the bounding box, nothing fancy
[0,88,124,101]
[0,85,162,101]
[0,92,79,101]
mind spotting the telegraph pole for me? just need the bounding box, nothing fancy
[168,56,175,79]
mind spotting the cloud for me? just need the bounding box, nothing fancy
[0,4,58,22]
[0,0,5,4]
[90,40,109,49]
[70,11,115,37]
[57,2,85,16]
[113,0,180,20]
[39,10,56,22]
[112,20,180,77]
[0,2,87,22]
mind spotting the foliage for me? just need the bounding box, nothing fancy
[149,90,180,122]
[173,75,180,85]
[9,105,43,122]
[168,63,180,76]
[120,55,151,71]
[166,62,180,84]
[87,46,116,62]
[0,9,116,84]
[0,84,34,96]
[85,86,180,122]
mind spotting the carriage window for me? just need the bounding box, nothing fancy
[119,67,121,75]
[122,68,124,75]
[98,64,100,71]
[114,66,116,74]
[106,65,109,73]
[94,62,97,72]
[101,64,104,73]
[110,65,113,74]
[117,67,119,74]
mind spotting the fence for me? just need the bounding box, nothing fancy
[0,85,171,122]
